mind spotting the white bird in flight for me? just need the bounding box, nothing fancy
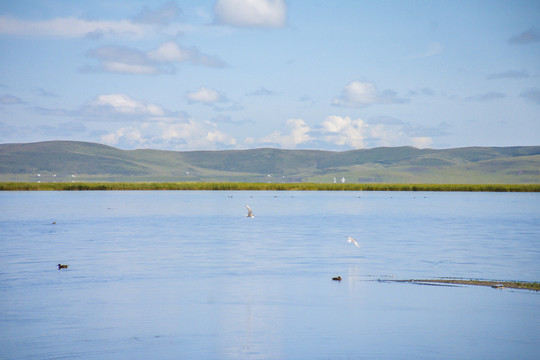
[246,205,254,218]
[347,236,359,248]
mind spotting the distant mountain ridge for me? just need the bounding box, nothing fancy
[1,141,540,183]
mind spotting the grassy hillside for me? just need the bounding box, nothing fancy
[1,140,539,183]
[0,141,151,176]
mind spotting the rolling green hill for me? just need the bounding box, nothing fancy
[1,140,539,183]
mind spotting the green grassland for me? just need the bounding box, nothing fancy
[1,140,540,184]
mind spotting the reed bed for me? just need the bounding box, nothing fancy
[1,182,539,192]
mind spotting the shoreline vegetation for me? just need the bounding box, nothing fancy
[1,182,540,192]
[395,279,540,291]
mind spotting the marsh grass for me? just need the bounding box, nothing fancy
[1,182,540,192]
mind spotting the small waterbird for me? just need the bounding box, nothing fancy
[347,236,359,248]
[246,205,254,218]
[58,264,68,269]
[332,276,342,281]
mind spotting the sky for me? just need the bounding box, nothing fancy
[0,0,539,151]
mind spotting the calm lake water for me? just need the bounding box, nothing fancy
[1,191,539,359]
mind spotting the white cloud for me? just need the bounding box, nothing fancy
[163,122,236,148]
[0,15,149,39]
[321,115,367,148]
[147,42,226,67]
[85,42,225,75]
[318,115,435,149]
[367,123,404,147]
[87,94,166,118]
[214,0,287,28]
[259,118,311,148]
[332,82,378,107]
[84,45,161,75]
[101,119,237,150]
[244,115,437,150]
[0,2,184,39]
[186,87,226,104]
[147,42,191,63]
[288,118,311,145]
[161,120,205,142]
[332,81,408,108]
[30,93,189,125]
[206,129,237,146]
[101,126,146,147]
[103,62,159,75]
[0,2,208,40]
[133,1,182,25]
[411,137,433,149]
[367,119,436,149]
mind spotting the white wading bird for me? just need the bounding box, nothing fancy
[246,205,254,218]
[347,236,359,248]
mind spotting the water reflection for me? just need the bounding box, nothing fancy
[215,278,285,359]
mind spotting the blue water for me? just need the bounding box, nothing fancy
[1,191,539,359]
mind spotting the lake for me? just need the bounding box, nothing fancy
[1,191,539,359]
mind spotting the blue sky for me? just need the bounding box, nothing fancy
[0,0,539,151]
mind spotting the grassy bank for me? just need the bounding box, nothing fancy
[399,279,540,291]
[1,182,540,192]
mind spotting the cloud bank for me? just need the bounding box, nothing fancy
[86,93,236,149]
[6,88,441,150]
[101,120,237,150]
[247,115,436,150]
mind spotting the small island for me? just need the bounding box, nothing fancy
[397,279,540,291]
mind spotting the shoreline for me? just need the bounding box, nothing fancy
[1,182,540,192]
